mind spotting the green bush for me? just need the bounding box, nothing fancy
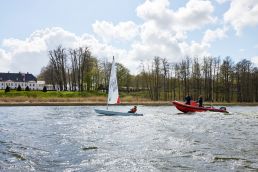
[25,86,30,91]
[43,86,47,92]
[5,86,10,93]
[17,85,22,91]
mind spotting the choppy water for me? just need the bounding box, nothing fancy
[1,106,258,171]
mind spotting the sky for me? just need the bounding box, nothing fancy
[0,0,258,75]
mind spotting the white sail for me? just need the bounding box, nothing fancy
[94,57,143,116]
[107,57,120,104]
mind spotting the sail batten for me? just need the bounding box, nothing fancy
[107,57,120,104]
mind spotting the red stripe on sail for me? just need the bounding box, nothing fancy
[117,96,121,104]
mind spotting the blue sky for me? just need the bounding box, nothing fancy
[0,0,143,40]
[0,0,258,74]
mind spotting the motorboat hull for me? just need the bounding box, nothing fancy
[172,101,229,113]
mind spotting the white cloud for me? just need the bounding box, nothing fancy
[92,21,139,42]
[1,0,236,75]
[224,0,258,35]
[0,49,11,72]
[216,0,230,4]
[136,0,171,22]
[10,52,49,74]
[1,27,128,75]
[2,27,79,53]
[202,27,228,44]
[179,41,210,58]
[1,27,80,74]
[175,0,216,29]
[136,0,216,31]
[251,56,258,67]
[128,21,182,62]
[78,33,127,61]
[129,0,215,64]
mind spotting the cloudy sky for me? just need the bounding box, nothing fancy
[1,0,258,75]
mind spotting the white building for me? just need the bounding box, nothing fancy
[0,72,44,90]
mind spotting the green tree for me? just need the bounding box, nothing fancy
[117,63,131,91]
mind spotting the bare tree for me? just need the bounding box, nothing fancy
[220,56,234,102]
[191,57,201,100]
[49,45,68,90]
[162,58,169,100]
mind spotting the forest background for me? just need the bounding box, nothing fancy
[1,45,258,104]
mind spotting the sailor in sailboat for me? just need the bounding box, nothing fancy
[128,106,137,113]
[94,57,143,116]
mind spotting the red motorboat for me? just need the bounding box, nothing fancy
[172,101,229,113]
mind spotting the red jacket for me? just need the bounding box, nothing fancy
[130,107,137,113]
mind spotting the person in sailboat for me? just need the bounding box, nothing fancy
[128,106,137,113]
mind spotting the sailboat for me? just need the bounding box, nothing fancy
[94,57,143,116]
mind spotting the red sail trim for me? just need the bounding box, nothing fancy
[117,96,121,104]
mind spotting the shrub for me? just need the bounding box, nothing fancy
[43,86,47,92]
[5,86,10,93]
[25,86,30,91]
[17,85,22,91]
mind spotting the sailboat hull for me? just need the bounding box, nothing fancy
[94,109,143,116]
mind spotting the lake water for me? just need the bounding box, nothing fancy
[1,105,258,171]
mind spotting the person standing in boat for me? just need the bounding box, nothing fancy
[185,95,192,105]
[128,106,137,113]
[197,95,203,107]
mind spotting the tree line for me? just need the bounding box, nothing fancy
[38,45,258,102]
[38,45,131,92]
[138,56,258,102]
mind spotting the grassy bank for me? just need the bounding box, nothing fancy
[0,90,106,98]
[0,90,153,105]
[0,90,258,106]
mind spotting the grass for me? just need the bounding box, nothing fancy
[0,90,107,103]
[1,90,258,105]
[0,90,106,98]
[0,90,149,103]
[0,90,151,100]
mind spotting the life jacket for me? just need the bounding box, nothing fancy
[131,107,137,113]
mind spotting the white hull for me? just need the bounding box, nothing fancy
[94,109,143,116]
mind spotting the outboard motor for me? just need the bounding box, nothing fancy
[220,107,226,111]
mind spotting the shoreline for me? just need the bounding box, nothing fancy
[0,101,258,106]
[0,101,171,106]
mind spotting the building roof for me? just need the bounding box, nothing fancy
[0,72,37,82]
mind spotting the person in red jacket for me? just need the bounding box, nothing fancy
[128,106,137,113]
